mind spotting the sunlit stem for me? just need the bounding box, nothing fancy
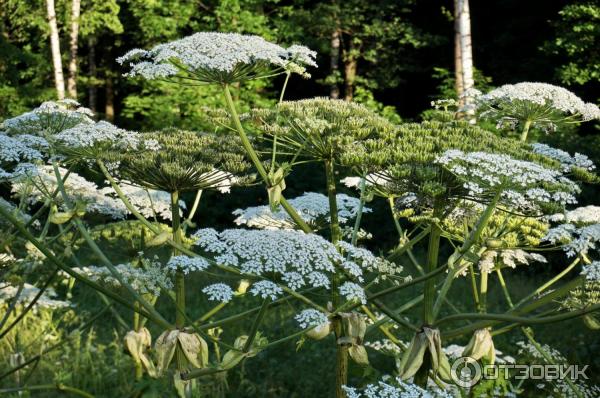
[479,271,489,313]
[198,302,228,323]
[520,119,532,142]
[350,177,367,246]
[221,83,312,233]
[514,257,580,308]
[171,190,188,373]
[133,301,143,381]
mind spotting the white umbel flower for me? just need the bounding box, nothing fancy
[117,32,317,83]
[436,150,580,212]
[343,376,454,398]
[74,259,172,296]
[202,283,234,302]
[531,143,595,172]
[1,100,94,136]
[232,192,370,230]
[339,281,366,304]
[295,309,329,329]
[0,133,44,179]
[249,280,283,300]
[581,262,600,282]
[0,282,70,309]
[166,255,209,274]
[544,223,600,257]
[54,121,160,153]
[477,82,600,122]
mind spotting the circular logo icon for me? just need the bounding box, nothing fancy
[451,357,482,387]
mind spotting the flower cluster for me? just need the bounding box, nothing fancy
[202,283,234,302]
[165,255,209,275]
[476,82,600,130]
[342,119,536,205]
[337,241,406,284]
[249,280,283,300]
[531,143,595,173]
[294,309,329,329]
[100,181,186,221]
[11,166,184,220]
[544,223,600,257]
[1,100,94,136]
[74,258,172,296]
[117,32,317,83]
[478,249,547,274]
[193,228,371,300]
[581,261,600,282]
[232,192,370,230]
[436,150,579,213]
[0,133,44,179]
[339,282,367,304]
[0,282,70,309]
[549,206,600,225]
[342,376,454,398]
[54,121,160,157]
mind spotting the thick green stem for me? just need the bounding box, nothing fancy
[520,119,532,142]
[172,191,185,329]
[243,299,270,352]
[350,177,367,246]
[171,191,187,374]
[479,271,489,313]
[324,159,347,398]
[423,224,442,325]
[222,83,312,233]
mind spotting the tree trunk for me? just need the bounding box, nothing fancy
[330,27,341,99]
[457,0,474,105]
[342,40,357,102]
[46,0,65,100]
[454,0,464,104]
[67,0,81,99]
[105,75,115,122]
[88,37,97,112]
[343,58,357,101]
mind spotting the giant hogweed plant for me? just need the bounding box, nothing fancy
[0,32,599,398]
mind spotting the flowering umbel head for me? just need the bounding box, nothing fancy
[475,82,600,134]
[117,32,317,84]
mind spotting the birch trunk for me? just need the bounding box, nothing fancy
[454,0,464,105]
[46,0,65,100]
[457,0,474,105]
[67,0,81,98]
